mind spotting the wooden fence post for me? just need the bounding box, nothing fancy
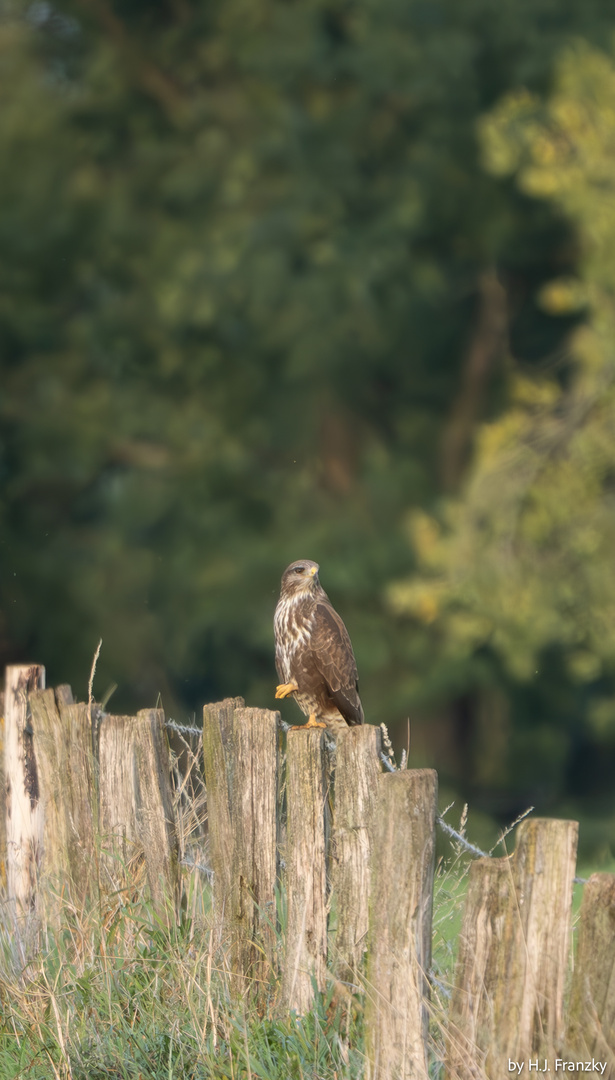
[365,768,438,1080]
[330,724,381,975]
[445,817,578,1079]
[490,818,577,1073]
[0,688,5,890]
[281,728,330,1015]
[202,697,245,921]
[5,664,45,915]
[202,699,279,992]
[98,708,179,911]
[444,858,513,1080]
[230,706,279,988]
[28,686,96,910]
[566,872,615,1073]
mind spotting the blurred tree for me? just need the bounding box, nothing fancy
[389,40,615,821]
[0,0,612,751]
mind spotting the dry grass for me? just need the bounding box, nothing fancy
[0,735,370,1080]
[0,740,537,1080]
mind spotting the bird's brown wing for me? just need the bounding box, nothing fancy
[309,602,364,726]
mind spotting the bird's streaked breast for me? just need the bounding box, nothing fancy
[274,594,316,679]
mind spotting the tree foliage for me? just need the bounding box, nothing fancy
[390,40,615,819]
[1,1,615,826]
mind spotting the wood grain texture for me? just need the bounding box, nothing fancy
[29,687,96,909]
[331,724,381,974]
[492,818,577,1071]
[566,872,615,1076]
[446,817,578,1079]
[202,697,245,921]
[230,706,278,988]
[0,691,5,890]
[98,708,179,910]
[281,728,329,1015]
[365,769,437,1080]
[5,664,45,916]
[445,858,513,1080]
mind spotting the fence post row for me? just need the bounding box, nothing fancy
[3,668,615,1077]
[3,665,179,919]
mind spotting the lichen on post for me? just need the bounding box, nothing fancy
[202,697,245,923]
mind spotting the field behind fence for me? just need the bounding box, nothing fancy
[2,663,614,1079]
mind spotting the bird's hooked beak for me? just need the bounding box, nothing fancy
[309,566,318,577]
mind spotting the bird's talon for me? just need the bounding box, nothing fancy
[275,681,299,699]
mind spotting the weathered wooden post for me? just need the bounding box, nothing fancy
[444,858,513,1079]
[330,724,381,974]
[202,697,244,920]
[566,872,615,1072]
[229,706,279,987]
[5,664,45,915]
[0,688,5,890]
[364,768,438,1080]
[281,728,330,1015]
[445,817,578,1079]
[28,686,96,908]
[202,699,279,992]
[98,708,179,911]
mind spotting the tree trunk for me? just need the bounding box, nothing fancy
[440,268,508,491]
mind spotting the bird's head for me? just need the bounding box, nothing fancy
[280,559,320,598]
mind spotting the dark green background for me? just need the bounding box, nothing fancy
[2,0,614,855]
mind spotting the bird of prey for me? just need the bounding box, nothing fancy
[274,559,364,732]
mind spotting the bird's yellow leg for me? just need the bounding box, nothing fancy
[290,713,327,731]
[305,713,327,729]
[275,681,299,699]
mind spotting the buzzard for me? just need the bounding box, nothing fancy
[274,559,364,732]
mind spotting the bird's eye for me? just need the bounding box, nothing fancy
[294,566,304,574]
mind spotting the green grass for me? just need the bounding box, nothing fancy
[0,875,367,1080]
[0,856,467,1078]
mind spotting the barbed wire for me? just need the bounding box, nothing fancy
[180,855,213,881]
[165,719,202,738]
[167,714,588,883]
[436,816,489,858]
